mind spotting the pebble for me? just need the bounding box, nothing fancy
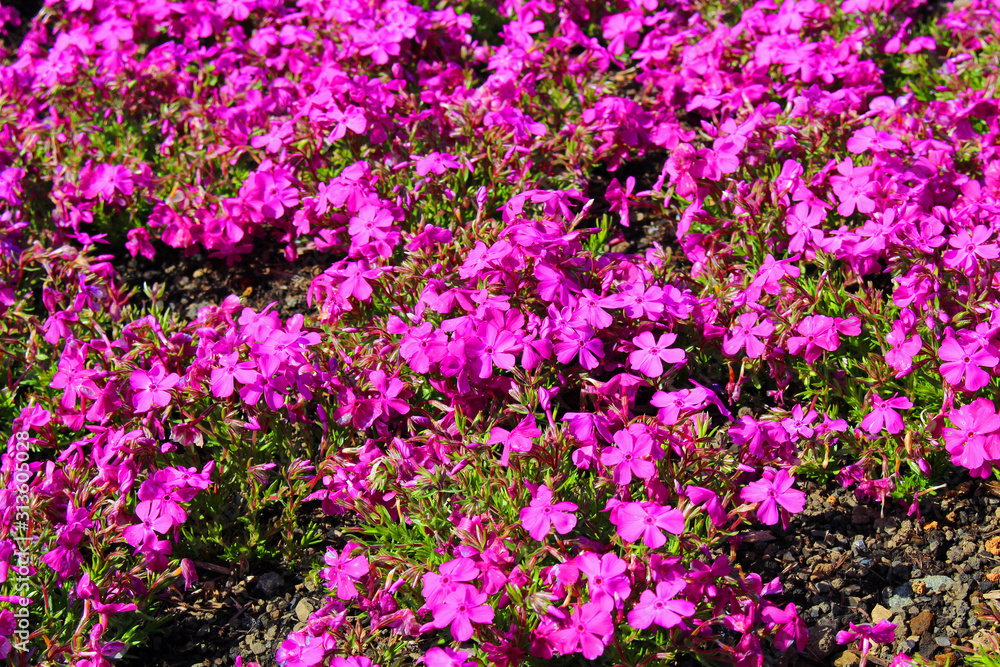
[871,604,893,624]
[255,572,285,598]
[910,610,935,636]
[294,598,315,623]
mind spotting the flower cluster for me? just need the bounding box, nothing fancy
[1,0,999,665]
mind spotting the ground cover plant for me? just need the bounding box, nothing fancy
[1,0,1000,664]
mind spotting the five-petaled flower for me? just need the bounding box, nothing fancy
[520,485,578,541]
[740,468,806,527]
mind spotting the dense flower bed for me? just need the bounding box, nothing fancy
[1,0,999,664]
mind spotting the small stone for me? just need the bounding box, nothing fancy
[295,598,315,623]
[251,642,267,655]
[912,580,927,595]
[304,579,319,593]
[871,604,893,624]
[833,651,860,667]
[255,572,285,598]
[805,624,839,660]
[935,636,951,647]
[910,611,935,636]
[923,575,956,592]
[936,654,957,667]
[947,545,967,563]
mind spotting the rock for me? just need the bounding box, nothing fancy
[872,604,893,624]
[255,572,285,598]
[946,545,967,563]
[805,624,839,660]
[922,575,956,592]
[250,642,266,655]
[834,651,860,667]
[295,598,315,623]
[912,580,927,595]
[910,611,935,637]
[890,582,915,608]
[934,636,951,647]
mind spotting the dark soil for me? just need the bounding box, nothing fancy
[743,474,1000,666]
[116,242,327,320]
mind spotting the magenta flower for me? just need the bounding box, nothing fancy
[627,579,696,630]
[423,647,476,667]
[412,152,461,177]
[651,387,708,425]
[628,331,685,377]
[836,620,897,657]
[939,332,998,392]
[421,585,494,641]
[210,352,259,399]
[943,398,1000,473]
[762,603,808,651]
[130,364,180,413]
[520,485,578,541]
[613,501,685,548]
[490,414,541,467]
[551,602,612,660]
[601,429,656,485]
[723,313,775,359]
[830,158,875,217]
[885,320,922,377]
[422,557,479,606]
[740,469,806,526]
[786,315,839,363]
[348,205,394,248]
[943,225,1000,272]
[860,393,912,435]
[468,323,521,379]
[605,176,636,227]
[322,544,369,600]
[276,630,334,667]
[781,404,818,440]
[576,552,631,611]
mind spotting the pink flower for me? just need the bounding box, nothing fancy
[943,225,1000,273]
[723,313,775,359]
[762,603,808,651]
[412,152,461,177]
[551,603,612,660]
[576,552,631,611]
[423,647,476,667]
[939,332,998,392]
[601,429,656,485]
[885,319,922,377]
[322,544,369,600]
[836,620,897,657]
[276,630,333,667]
[627,579,696,630]
[519,485,578,541]
[830,158,875,217]
[420,585,494,641]
[211,352,259,399]
[860,393,912,435]
[651,387,708,425]
[130,364,180,413]
[606,176,636,226]
[786,315,839,363]
[490,414,541,467]
[740,469,806,526]
[943,398,1000,473]
[781,404,818,440]
[612,501,685,548]
[628,331,685,377]
[422,558,479,606]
